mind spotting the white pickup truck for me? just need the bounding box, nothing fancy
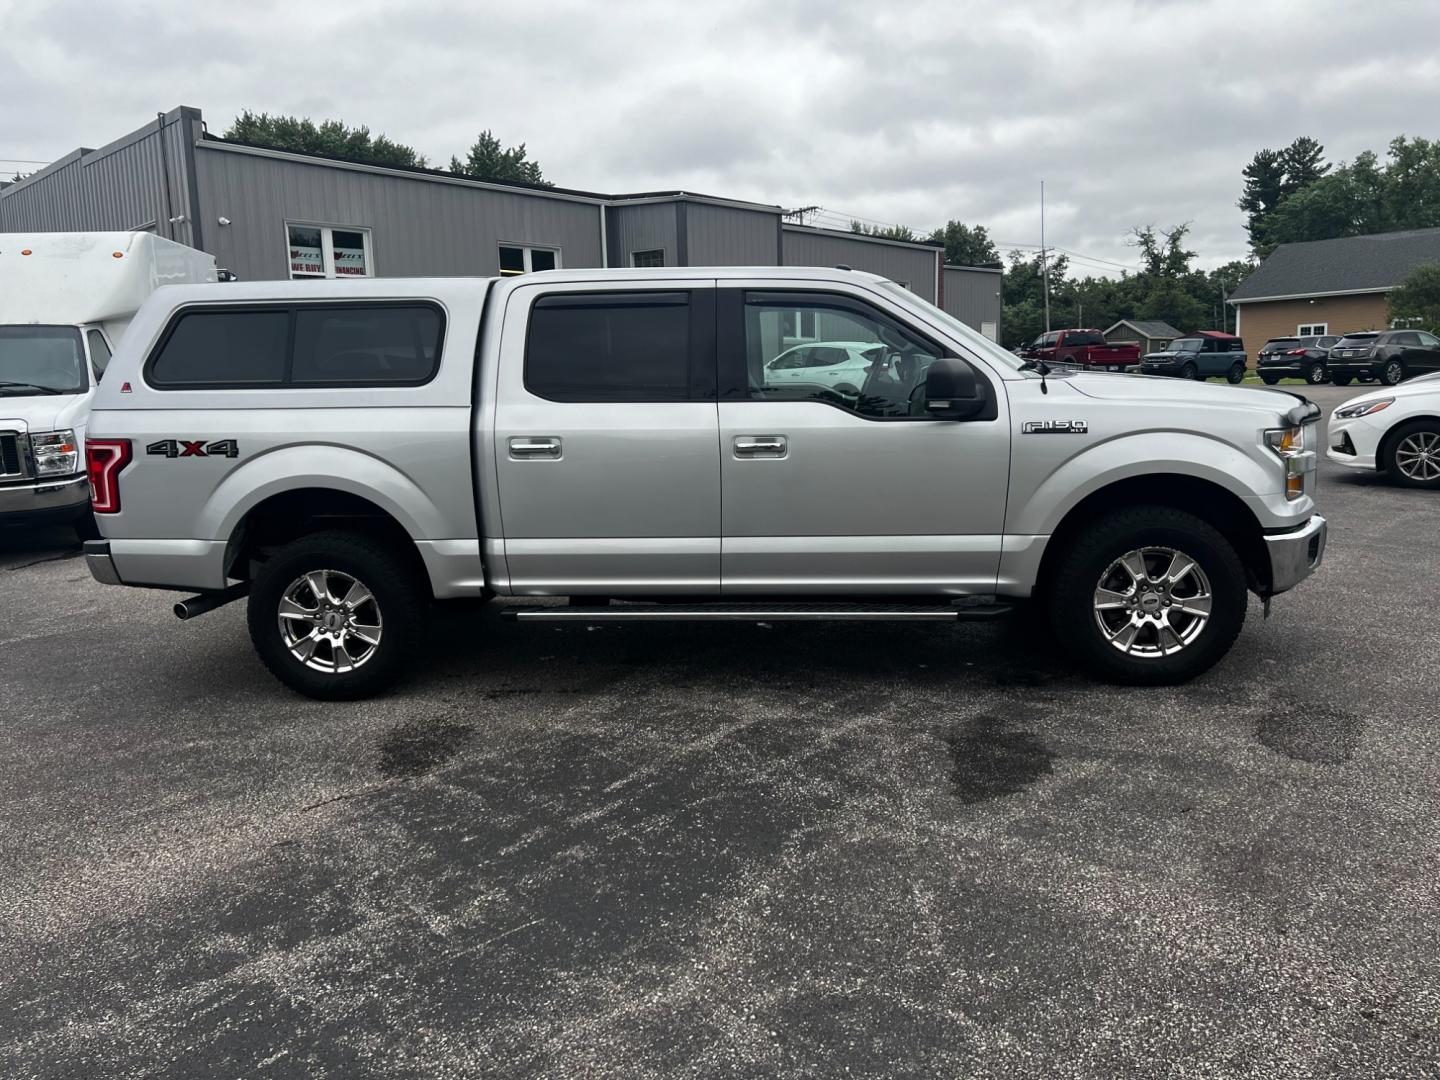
[82,268,1326,699]
[0,232,216,537]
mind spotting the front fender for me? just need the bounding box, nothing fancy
[1007,430,1279,537]
[203,443,447,543]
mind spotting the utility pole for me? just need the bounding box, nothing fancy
[1040,180,1051,333]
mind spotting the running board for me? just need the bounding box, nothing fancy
[504,602,1012,623]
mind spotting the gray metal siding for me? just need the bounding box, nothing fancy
[782,227,938,302]
[195,145,604,282]
[942,266,1003,337]
[685,202,780,266]
[0,108,200,247]
[606,203,679,268]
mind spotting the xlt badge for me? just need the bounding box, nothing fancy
[1023,420,1088,434]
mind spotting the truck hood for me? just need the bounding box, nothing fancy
[0,390,94,435]
[1066,372,1305,416]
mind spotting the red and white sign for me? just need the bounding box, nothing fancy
[289,244,324,276]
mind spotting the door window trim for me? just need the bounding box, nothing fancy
[717,287,995,422]
[521,288,717,403]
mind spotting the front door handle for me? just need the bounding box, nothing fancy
[509,436,562,459]
[734,435,787,458]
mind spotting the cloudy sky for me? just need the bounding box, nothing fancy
[2,0,1437,275]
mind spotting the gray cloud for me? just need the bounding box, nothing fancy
[2,0,1438,272]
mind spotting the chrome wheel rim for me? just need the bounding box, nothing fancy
[278,569,383,673]
[1093,546,1212,658]
[1308,365,1325,384]
[1395,431,1440,481]
[1386,361,1403,383]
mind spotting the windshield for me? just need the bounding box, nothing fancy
[0,325,87,395]
[1263,339,1300,351]
[875,281,1025,371]
[1165,339,1203,352]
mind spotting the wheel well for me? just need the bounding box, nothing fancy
[1377,414,1440,470]
[224,488,430,596]
[1034,475,1270,596]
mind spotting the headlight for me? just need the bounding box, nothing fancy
[1333,397,1393,419]
[1264,424,1314,501]
[32,429,80,476]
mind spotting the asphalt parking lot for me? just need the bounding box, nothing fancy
[2,385,1437,1079]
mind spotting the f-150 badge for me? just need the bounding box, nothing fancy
[1023,420,1088,434]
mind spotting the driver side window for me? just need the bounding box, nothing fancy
[743,292,942,419]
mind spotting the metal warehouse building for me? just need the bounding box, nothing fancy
[0,106,1002,338]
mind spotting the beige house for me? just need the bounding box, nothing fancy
[1228,227,1440,345]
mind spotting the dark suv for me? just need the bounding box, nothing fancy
[1325,330,1440,386]
[1256,335,1339,385]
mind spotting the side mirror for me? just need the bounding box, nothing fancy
[924,356,988,420]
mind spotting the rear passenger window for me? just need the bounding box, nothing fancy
[292,306,442,385]
[526,292,694,402]
[149,310,289,386]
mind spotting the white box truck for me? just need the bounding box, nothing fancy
[0,231,216,537]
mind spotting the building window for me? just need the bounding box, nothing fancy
[1297,322,1327,336]
[288,224,372,279]
[499,244,561,276]
[781,310,819,341]
[631,249,665,268]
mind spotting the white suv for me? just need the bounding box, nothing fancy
[763,340,884,394]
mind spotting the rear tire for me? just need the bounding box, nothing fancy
[1045,506,1247,686]
[1381,358,1405,386]
[1383,419,1440,489]
[1331,375,1353,386]
[247,530,427,700]
[1305,362,1327,385]
[1226,362,1245,384]
[1259,373,1280,385]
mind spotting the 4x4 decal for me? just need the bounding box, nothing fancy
[146,439,240,459]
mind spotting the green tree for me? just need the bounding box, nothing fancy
[1387,262,1440,331]
[1239,136,1331,255]
[927,220,1000,266]
[449,130,549,186]
[1001,249,1070,347]
[1280,136,1331,193]
[849,220,918,242]
[225,111,427,168]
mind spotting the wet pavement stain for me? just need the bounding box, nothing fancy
[377,719,474,777]
[1257,700,1364,765]
[943,716,1058,803]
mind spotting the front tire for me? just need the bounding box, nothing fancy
[1180,362,1199,381]
[1046,506,1247,685]
[1384,420,1440,489]
[247,530,427,700]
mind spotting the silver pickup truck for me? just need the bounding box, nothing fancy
[82,267,1326,699]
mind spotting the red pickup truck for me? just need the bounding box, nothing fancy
[1021,329,1141,371]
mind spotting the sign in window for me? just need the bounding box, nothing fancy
[288,224,372,279]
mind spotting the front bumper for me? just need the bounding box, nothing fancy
[84,539,123,585]
[0,474,89,524]
[1263,515,1327,596]
[1140,363,1178,376]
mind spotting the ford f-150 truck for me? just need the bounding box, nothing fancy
[1021,329,1140,371]
[82,268,1326,699]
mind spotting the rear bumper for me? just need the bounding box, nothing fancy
[1325,360,1379,377]
[84,539,123,585]
[1263,515,1327,596]
[0,474,89,525]
[1257,361,1308,377]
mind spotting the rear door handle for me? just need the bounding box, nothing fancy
[509,436,562,459]
[734,435,787,458]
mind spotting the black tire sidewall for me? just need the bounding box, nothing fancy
[1227,364,1244,384]
[247,530,426,700]
[1048,507,1247,685]
[1181,363,1198,380]
[1260,374,1279,385]
[1384,420,1440,489]
[1332,376,1352,386]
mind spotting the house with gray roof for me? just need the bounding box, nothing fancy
[1102,319,1184,354]
[1228,227,1440,347]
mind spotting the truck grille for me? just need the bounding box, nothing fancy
[0,432,22,478]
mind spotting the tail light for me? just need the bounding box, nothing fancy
[1286,348,1308,355]
[86,439,131,513]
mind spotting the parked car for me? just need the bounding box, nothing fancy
[1256,334,1340,385]
[1324,329,1440,386]
[1327,379,1440,488]
[1140,331,1248,383]
[764,340,884,394]
[82,267,1325,698]
[0,232,216,538]
[1021,328,1140,371]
